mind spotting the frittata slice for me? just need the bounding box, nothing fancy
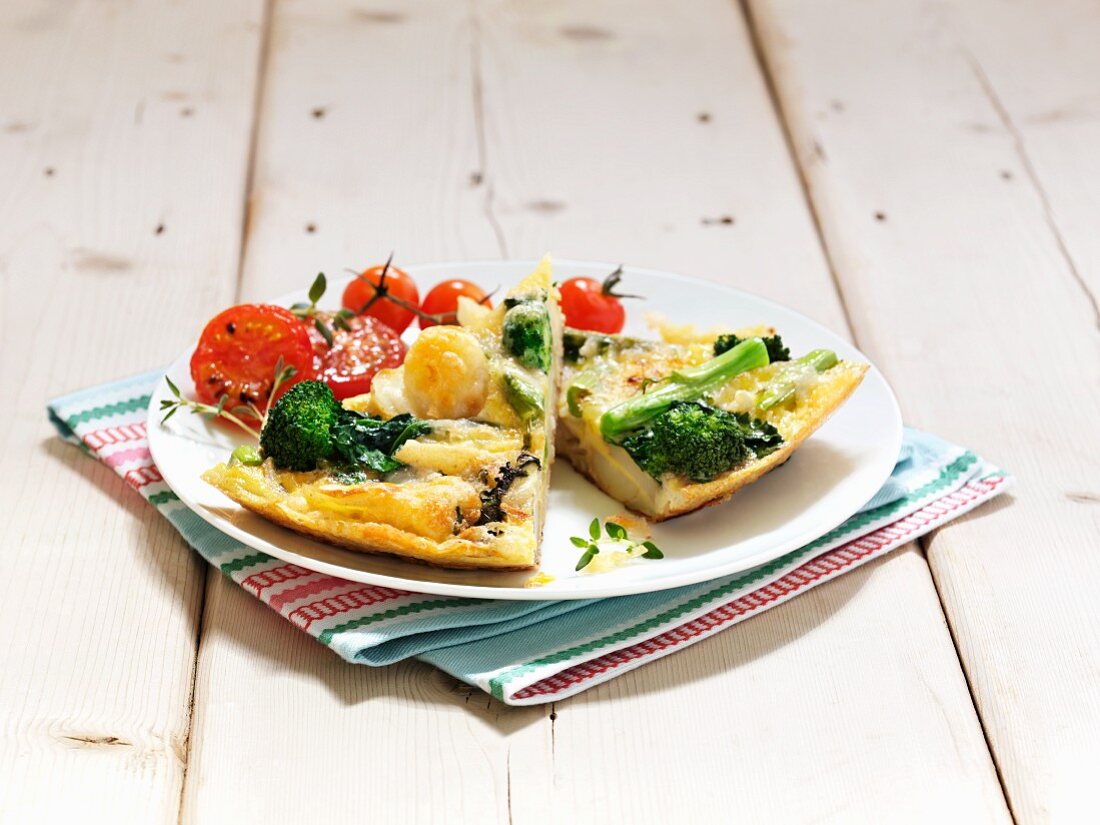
[557,326,867,520]
[203,258,563,570]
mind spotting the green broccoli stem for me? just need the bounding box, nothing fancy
[230,444,263,466]
[756,349,839,411]
[566,365,601,417]
[599,338,770,441]
[502,369,544,422]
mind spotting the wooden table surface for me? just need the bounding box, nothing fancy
[3,0,1098,822]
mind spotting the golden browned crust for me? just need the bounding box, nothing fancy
[203,462,538,570]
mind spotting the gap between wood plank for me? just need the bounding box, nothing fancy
[235,0,278,303]
[736,0,856,341]
[962,49,1100,333]
[735,0,1017,818]
[467,0,508,259]
[175,2,276,821]
[924,547,1019,824]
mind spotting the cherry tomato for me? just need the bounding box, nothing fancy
[559,267,635,334]
[309,314,407,400]
[419,279,492,329]
[190,304,316,410]
[341,262,419,335]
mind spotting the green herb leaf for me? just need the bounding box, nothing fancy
[605,521,628,540]
[156,369,276,440]
[641,541,664,560]
[575,545,600,571]
[588,517,601,540]
[569,536,590,549]
[308,272,327,305]
[272,360,297,389]
[314,317,335,347]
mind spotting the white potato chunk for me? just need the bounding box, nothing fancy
[351,367,412,418]
[403,326,490,419]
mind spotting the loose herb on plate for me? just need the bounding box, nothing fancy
[571,517,664,571]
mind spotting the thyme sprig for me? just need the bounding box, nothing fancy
[290,272,355,347]
[159,357,297,437]
[571,517,664,571]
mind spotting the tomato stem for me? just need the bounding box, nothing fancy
[357,291,382,314]
[377,250,394,289]
[601,265,642,300]
[347,262,497,326]
[346,266,451,325]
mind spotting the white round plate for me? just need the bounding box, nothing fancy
[149,260,902,600]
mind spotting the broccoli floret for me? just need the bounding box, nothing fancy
[562,329,646,364]
[258,379,431,477]
[259,380,341,471]
[714,333,790,363]
[620,401,783,483]
[502,300,551,372]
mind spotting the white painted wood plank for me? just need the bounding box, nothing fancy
[184,574,527,822]
[748,0,1100,821]
[0,1,263,821]
[237,0,499,300]
[471,0,838,312]
[182,1,1008,821]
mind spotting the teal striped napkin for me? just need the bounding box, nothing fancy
[49,372,1012,705]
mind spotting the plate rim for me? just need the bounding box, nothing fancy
[148,258,903,600]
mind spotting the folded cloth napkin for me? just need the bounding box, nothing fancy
[49,371,1013,705]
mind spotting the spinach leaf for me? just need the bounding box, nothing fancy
[330,411,432,478]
